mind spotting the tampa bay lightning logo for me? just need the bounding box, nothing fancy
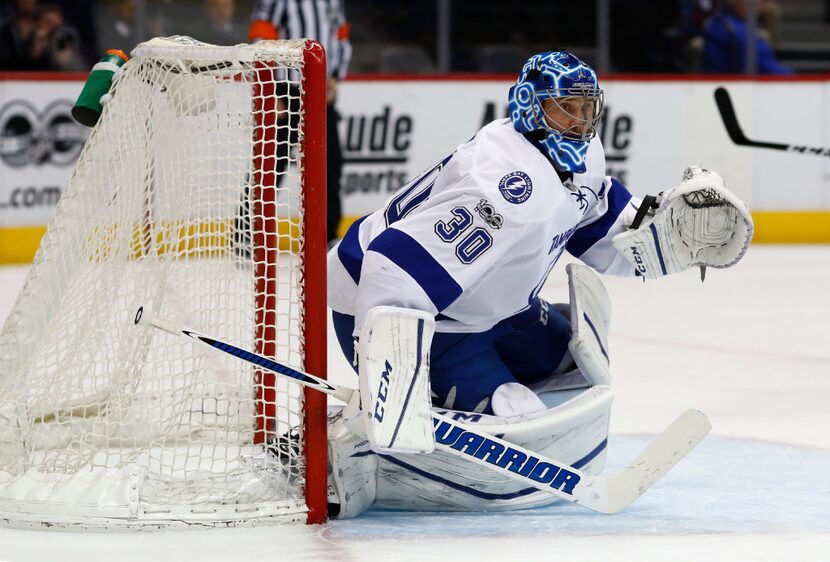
[498,171,533,204]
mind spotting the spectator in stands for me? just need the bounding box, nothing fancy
[35,3,85,70]
[681,0,782,47]
[51,0,101,67]
[97,0,170,55]
[702,0,791,74]
[678,0,717,40]
[0,0,41,70]
[144,5,168,41]
[96,0,134,53]
[758,0,782,49]
[0,1,83,71]
[193,0,243,45]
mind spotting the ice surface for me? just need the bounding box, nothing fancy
[0,246,828,561]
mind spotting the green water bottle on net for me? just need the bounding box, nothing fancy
[72,49,129,128]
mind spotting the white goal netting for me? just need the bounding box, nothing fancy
[0,37,326,529]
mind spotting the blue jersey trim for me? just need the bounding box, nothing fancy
[372,438,607,501]
[566,178,633,258]
[367,228,463,312]
[337,215,369,284]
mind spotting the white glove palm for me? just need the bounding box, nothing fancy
[612,166,754,279]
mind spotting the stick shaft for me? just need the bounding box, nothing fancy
[143,312,354,403]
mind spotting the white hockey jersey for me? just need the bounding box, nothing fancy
[328,119,640,334]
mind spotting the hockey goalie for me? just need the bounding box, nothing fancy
[321,50,753,518]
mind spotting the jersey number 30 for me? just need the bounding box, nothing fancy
[434,206,493,264]
[385,156,493,264]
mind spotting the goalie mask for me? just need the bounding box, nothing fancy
[508,51,604,174]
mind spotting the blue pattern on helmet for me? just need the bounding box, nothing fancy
[507,51,602,174]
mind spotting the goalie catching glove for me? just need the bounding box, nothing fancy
[612,166,753,280]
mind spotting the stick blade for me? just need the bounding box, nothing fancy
[714,87,747,144]
[603,409,711,514]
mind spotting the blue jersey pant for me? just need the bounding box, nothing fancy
[332,299,571,414]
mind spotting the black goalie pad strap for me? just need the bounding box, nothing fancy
[629,194,659,230]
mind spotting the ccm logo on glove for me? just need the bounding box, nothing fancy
[630,246,647,274]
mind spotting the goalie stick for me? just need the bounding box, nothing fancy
[714,87,830,158]
[134,306,711,515]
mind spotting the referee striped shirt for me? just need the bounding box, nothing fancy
[251,0,352,81]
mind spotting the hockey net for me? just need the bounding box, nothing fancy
[0,37,328,528]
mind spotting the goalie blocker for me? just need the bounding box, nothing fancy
[358,306,436,454]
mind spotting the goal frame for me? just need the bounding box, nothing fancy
[0,38,329,528]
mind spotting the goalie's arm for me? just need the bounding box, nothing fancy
[564,177,642,276]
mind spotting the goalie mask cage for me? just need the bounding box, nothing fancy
[0,37,328,528]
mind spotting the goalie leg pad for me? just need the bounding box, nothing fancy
[511,265,612,395]
[327,412,377,519]
[566,263,612,387]
[374,386,614,512]
[358,306,436,454]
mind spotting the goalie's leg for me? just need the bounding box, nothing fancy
[494,297,574,383]
[428,324,515,414]
[332,306,572,417]
[332,310,360,374]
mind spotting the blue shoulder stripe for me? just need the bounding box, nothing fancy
[337,215,369,284]
[566,178,632,258]
[367,228,463,312]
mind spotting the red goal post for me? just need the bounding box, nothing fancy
[296,39,328,525]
